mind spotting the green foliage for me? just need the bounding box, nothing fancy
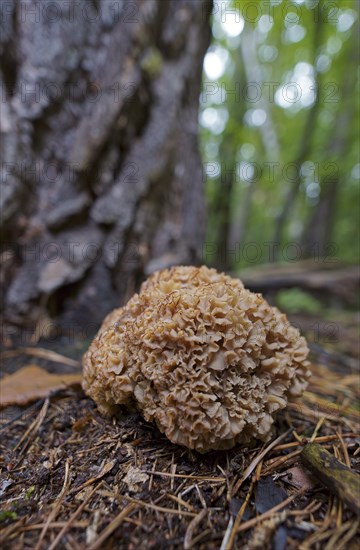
[0,510,18,523]
[276,287,323,313]
[200,0,359,268]
[24,486,35,500]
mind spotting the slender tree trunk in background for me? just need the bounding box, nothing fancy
[228,23,279,255]
[272,16,323,255]
[228,179,253,254]
[210,45,247,272]
[301,176,339,257]
[213,160,235,272]
[0,0,212,337]
[301,24,358,259]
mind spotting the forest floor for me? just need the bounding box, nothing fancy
[0,309,359,549]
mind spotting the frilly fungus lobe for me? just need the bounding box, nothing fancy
[82,266,310,452]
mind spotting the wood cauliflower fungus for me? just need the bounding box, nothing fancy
[82,266,311,452]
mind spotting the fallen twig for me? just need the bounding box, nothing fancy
[301,443,360,515]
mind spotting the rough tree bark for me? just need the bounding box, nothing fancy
[0,0,212,337]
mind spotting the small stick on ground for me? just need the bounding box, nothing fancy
[1,347,81,367]
[183,509,208,549]
[86,503,137,550]
[301,443,360,515]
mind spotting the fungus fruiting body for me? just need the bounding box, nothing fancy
[82,266,311,452]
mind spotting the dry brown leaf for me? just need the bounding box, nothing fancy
[0,365,82,407]
[123,467,149,492]
[282,465,318,491]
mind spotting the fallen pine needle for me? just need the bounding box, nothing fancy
[125,496,197,517]
[231,429,291,496]
[145,470,225,483]
[22,521,89,531]
[224,478,255,550]
[48,484,100,550]
[184,509,208,549]
[336,431,351,468]
[262,449,303,475]
[310,417,326,442]
[274,432,360,451]
[299,519,359,549]
[167,493,196,512]
[86,503,137,550]
[236,488,306,533]
[34,459,71,550]
[14,397,49,453]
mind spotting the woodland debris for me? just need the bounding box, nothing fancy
[0,365,82,407]
[301,443,360,515]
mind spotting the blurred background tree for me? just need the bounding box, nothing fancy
[200,0,359,272]
[0,0,211,334]
[1,0,359,342]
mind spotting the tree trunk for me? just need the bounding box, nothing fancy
[0,0,212,339]
[301,20,358,259]
[272,15,324,254]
